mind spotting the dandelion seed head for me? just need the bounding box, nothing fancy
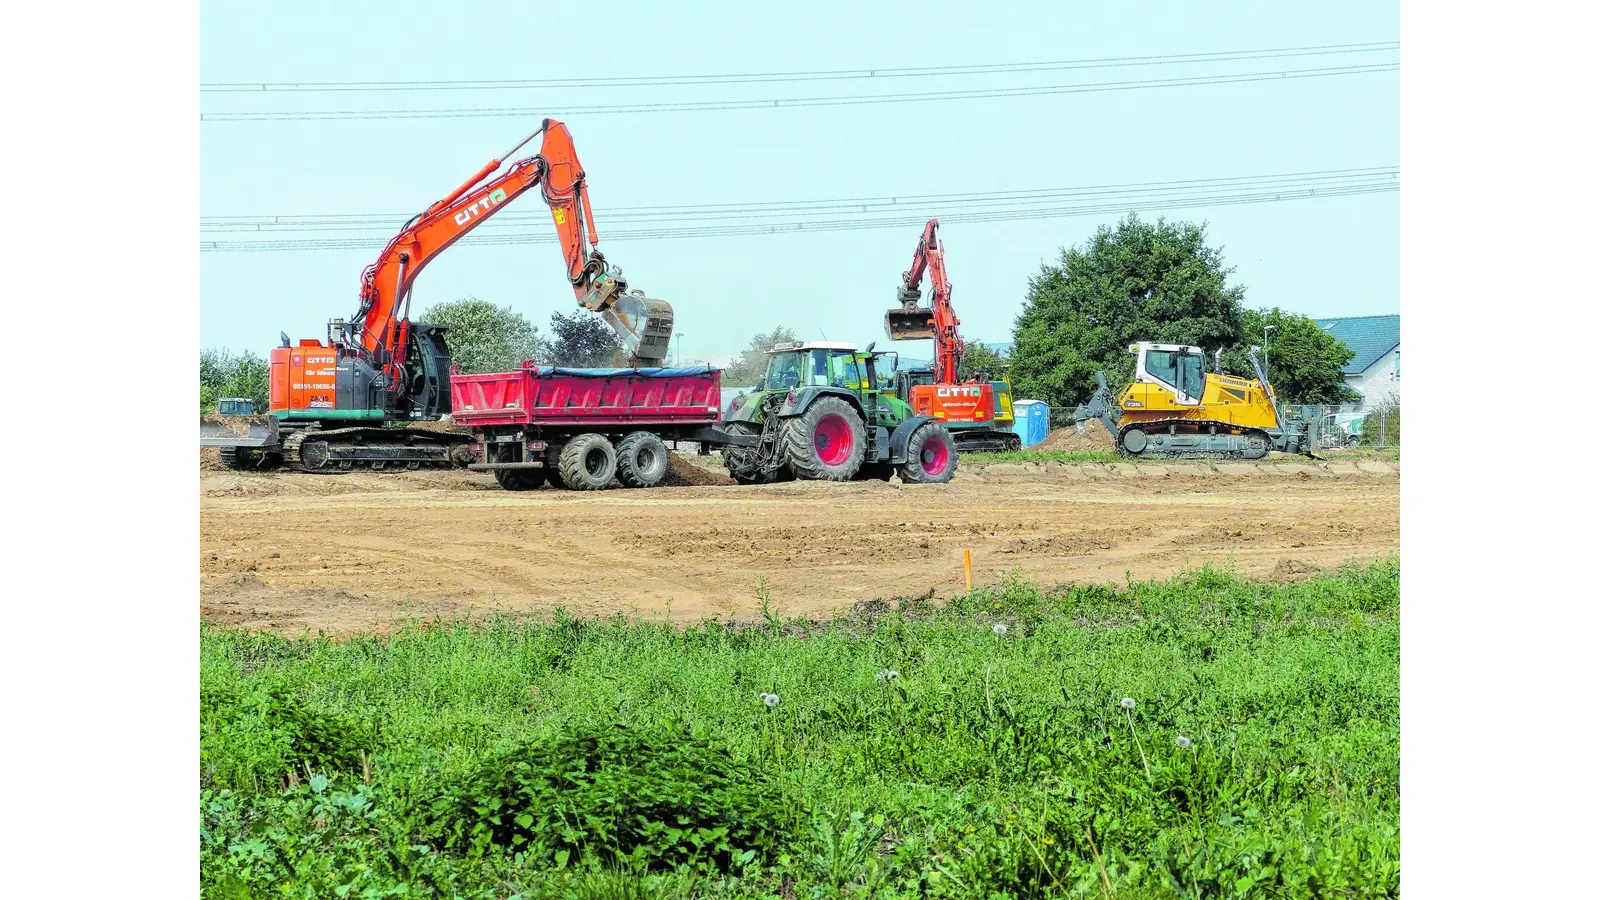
[1176,735,1193,748]
[1119,697,1136,711]
[762,692,780,709]
[992,623,1008,637]
[876,669,900,683]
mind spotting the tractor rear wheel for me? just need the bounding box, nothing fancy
[494,468,547,491]
[898,423,958,484]
[781,397,865,481]
[557,433,618,491]
[616,431,670,488]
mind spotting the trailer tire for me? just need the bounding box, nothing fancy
[781,397,865,481]
[558,433,617,491]
[616,431,670,488]
[898,423,958,484]
[494,468,546,491]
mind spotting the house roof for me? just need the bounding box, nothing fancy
[1315,314,1399,375]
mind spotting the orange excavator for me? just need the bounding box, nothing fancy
[883,219,1020,451]
[206,118,674,472]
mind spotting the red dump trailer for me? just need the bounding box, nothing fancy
[449,362,754,491]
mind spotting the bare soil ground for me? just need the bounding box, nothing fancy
[201,454,1398,634]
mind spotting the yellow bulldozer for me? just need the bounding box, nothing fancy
[1071,342,1313,460]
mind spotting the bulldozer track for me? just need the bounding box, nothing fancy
[1117,420,1272,460]
[282,426,471,474]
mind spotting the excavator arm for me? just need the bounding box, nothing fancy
[348,119,672,390]
[884,218,964,383]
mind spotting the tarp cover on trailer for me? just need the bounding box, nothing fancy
[530,366,716,377]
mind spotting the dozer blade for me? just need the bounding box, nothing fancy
[201,413,279,447]
[602,291,675,366]
[884,307,935,341]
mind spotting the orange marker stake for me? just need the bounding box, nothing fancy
[964,548,973,592]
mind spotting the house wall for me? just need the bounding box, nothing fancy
[1347,346,1400,408]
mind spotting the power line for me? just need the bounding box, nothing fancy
[200,179,1398,252]
[201,168,1398,234]
[200,42,1397,93]
[200,63,1397,122]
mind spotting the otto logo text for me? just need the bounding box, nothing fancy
[454,188,508,226]
[936,386,983,398]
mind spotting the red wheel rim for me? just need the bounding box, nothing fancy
[813,414,854,466]
[920,436,950,475]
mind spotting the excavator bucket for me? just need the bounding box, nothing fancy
[200,413,279,448]
[884,307,935,341]
[602,291,675,366]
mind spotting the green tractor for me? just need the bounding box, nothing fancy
[721,340,959,485]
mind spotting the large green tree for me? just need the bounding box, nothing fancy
[418,297,548,374]
[958,342,1011,382]
[1222,308,1359,404]
[199,348,269,413]
[722,326,798,385]
[1007,214,1246,407]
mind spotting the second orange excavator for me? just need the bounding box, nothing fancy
[883,219,1021,451]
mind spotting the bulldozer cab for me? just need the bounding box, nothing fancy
[1131,342,1208,405]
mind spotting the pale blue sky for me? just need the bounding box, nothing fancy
[200,0,1398,363]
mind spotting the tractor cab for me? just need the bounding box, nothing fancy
[760,340,869,393]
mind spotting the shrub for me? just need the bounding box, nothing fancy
[425,724,795,873]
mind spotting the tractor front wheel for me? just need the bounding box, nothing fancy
[781,397,865,481]
[898,423,958,484]
[557,434,618,490]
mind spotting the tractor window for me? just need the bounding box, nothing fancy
[1178,353,1206,397]
[807,350,832,386]
[830,353,863,389]
[766,352,804,390]
[1146,350,1178,386]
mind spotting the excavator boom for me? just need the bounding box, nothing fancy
[884,218,964,383]
[351,118,673,380]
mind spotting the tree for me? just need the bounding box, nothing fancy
[199,348,269,413]
[722,326,798,385]
[547,311,621,367]
[1007,214,1246,407]
[1222,308,1359,404]
[418,297,548,374]
[958,342,1010,382]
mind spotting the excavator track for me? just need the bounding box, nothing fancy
[282,427,471,474]
[1116,420,1272,460]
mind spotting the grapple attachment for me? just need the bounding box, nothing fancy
[602,291,675,365]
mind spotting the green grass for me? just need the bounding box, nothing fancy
[201,561,1400,899]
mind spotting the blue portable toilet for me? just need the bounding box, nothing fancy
[1012,399,1051,447]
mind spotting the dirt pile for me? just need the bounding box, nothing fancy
[200,447,228,471]
[1035,417,1117,452]
[665,454,735,487]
